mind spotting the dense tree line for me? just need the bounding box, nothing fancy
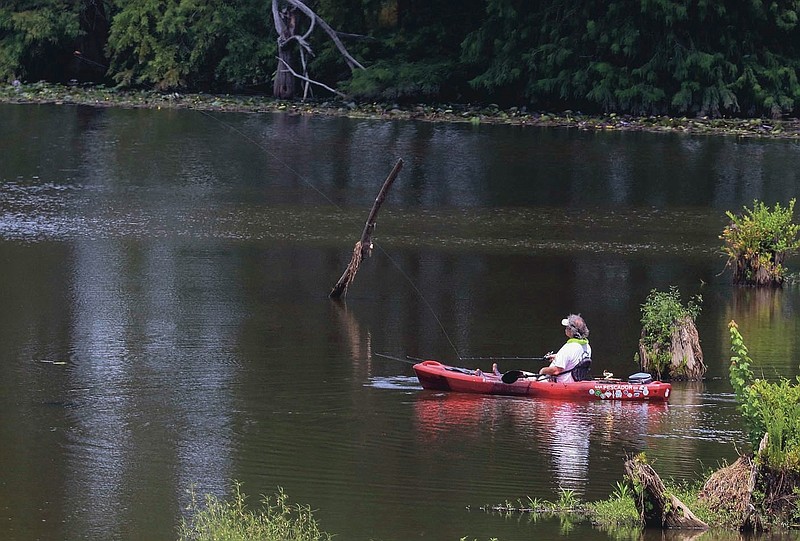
[2,0,800,117]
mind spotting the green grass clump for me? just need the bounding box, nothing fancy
[586,482,639,528]
[665,478,723,527]
[178,483,331,541]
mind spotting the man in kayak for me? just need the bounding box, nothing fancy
[538,314,591,383]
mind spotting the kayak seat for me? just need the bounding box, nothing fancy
[566,357,592,382]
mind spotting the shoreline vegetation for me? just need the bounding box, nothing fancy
[4,81,800,140]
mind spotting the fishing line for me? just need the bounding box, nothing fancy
[197,108,462,357]
[197,109,340,208]
[374,242,461,358]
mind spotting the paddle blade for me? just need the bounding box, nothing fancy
[501,370,525,384]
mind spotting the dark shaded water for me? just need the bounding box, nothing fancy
[1,103,800,540]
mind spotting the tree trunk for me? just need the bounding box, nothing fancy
[639,315,705,380]
[669,315,706,380]
[270,0,365,100]
[624,457,709,530]
[733,249,786,286]
[272,5,297,99]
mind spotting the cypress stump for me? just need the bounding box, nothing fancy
[639,315,706,380]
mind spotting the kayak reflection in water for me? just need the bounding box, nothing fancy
[538,314,592,383]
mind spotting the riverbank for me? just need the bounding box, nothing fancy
[4,81,800,140]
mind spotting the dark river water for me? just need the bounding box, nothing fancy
[1,103,800,541]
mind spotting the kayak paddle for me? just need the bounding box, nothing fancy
[501,370,549,384]
[502,357,592,384]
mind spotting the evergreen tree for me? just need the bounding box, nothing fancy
[0,0,83,82]
[2,0,800,117]
[105,0,274,90]
[461,0,800,117]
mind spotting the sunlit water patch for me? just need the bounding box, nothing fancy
[0,177,725,258]
[366,375,422,390]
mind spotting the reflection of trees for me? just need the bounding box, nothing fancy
[62,107,240,538]
[67,238,240,538]
[724,287,799,376]
[236,111,800,210]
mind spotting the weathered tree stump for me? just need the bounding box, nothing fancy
[715,433,800,531]
[624,457,709,530]
[639,315,705,380]
[698,455,755,529]
[668,315,706,379]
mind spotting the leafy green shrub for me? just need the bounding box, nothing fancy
[637,286,702,379]
[728,320,800,470]
[179,483,331,541]
[106,0,274,91]
[721,199,800,286]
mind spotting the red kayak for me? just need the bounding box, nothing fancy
[413,360,671,402]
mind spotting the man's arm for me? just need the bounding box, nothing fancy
[538,353,563,376]
[539,364,563,376]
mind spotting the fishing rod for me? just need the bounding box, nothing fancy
[374,353,426,365]
[376,353,552,366]
[458,356,548,361]
[73,51,108,70]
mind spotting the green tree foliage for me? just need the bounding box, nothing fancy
[106,0,274,90]
[3,0,800,116]
[0,0,81,82]
[462,0,800,116]
[720,199,800,287]
[333,0,485,101]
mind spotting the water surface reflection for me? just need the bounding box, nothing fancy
[2,103,800,541]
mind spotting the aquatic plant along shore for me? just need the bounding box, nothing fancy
[3,82,800,140]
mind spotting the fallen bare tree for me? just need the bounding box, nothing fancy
[329,158,403,298]
[624,455,709,530]
[271,0,365,99]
